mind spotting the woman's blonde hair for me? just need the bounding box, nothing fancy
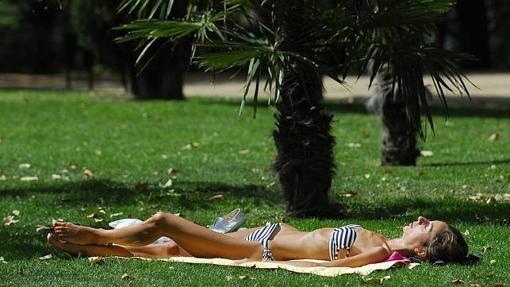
[425,225,468,263]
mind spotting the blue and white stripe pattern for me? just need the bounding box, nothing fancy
[245,223,280,261]
[329,224,360,261]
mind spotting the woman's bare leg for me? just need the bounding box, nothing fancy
[53,212,261,259]
[48,233,190,258]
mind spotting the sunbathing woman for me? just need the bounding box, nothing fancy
[48,212,468,267]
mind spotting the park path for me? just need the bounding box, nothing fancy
[1,72,510,106]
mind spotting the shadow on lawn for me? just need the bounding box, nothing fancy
[212,97,510,118]
[0,179,281,209]
[348,196,510,225]
[0,180,283,260]
[0,228,51,260]
[422,158,510,167]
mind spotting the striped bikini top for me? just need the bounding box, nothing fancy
[328,224,360,261]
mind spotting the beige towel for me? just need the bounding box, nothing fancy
[90,256,418,277]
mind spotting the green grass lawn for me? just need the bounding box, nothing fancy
[0,89,509,286]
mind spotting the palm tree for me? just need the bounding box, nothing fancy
[118,0,470,217]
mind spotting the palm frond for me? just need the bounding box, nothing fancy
[118,0,175,20]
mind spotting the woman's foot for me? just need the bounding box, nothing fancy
[47,233,82,256]
[53,221,103,245]
[47,232,134,257]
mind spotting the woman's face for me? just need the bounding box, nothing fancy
[402,216,449,246]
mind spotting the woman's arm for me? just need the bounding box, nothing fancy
[235,247,391,268]
[265,246,391,268]
[319,246,391,267]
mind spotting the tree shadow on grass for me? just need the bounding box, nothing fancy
[421,158,510,167]
[199,97,510,119]
[0,180,282,259]
[321,101,510,119]
[347,196,510,225]
[0,229,51,260]
[0,179,282,210]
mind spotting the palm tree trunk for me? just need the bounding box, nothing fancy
[272,0,340,218]
[370,67,420,166]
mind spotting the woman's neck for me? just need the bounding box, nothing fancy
[385,238,415,257]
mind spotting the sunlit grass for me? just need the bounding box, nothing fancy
[0,89,509,286]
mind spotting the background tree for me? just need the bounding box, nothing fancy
[69,0,191,100]
[366,12,473,166]
[119,0,469,217]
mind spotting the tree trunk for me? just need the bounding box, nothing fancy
[368,67,420,166]
[130,0,191,100]
[131,40,189,100]
[272,0,340,218]
[456,0,490,69]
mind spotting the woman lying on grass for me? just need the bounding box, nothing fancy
[48,212,468,267]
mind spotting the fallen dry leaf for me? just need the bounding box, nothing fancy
[362,275,391,284]
[238,275,250,280]
[86,212,103,221]
[481,245,492,253]
[488,133,500,142]
[20,176,38,182]
[35,225,53,233]
[83,169,95,178]
[346,142,361,148]
[110,212,124,218]
[162,179,173,188]
[486,197,496,204]
[0,257,6,264]
[18,163,31,169]
[341,192,356,198]
[88,257,105,265]
[208,194,224,201]
[161,154,168,159]
[0,175,7,181]
[490,259,496,264]
[52,174,62,180]
[167,168,177,175]
[452,278,465,285]
[3,215,18,226]
[121,273,135,282]
[182,142,200,150]
[135,182,148,192]
[380,276,391,284]
[469,284,481,287]
[238,150,249,154]
[421,150,434,157]
[39,254,53,260]
[12,210,20,216]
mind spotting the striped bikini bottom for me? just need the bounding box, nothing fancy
[328,224,360,261]
[245,223,280,261]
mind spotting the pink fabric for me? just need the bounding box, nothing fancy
[384,251,410,263]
